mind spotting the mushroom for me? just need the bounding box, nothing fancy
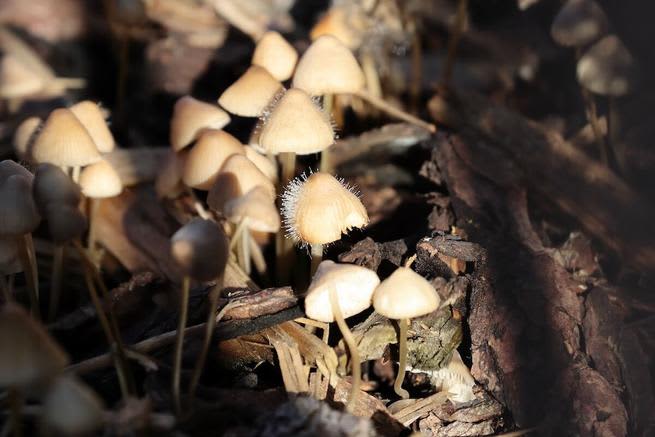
[155,149,188,199]
[170,218,229,414]
[69,100,116,154]
[0,238,21,302]
[251,31,298,81]
[280,172,368,274]
[304,260,379,412]
[372,267,441,399]
[409,350,476,403]
[182,129,245,190]
[243,145,278,183]
[218,66,283,117]
[12,116,41,161]
[170,96,231,152]
[41,375,104,436]
[0,54,44,101]
[310,6,363,51]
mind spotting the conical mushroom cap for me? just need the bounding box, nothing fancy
[577,35,638,96]
[0,238,21,274]
[0,303,69,388]
[155,149,187,199]
[45,205,87,244]
[244,145,278,183]
[310,7,362,50]
[170,96,230,151]
[0,167,40,236]
[182,130,244,190]
[293,35,365,96]
[0,54,44,98]
[207,154,276,213]
[305,260,379,322]
[373,267,440,319]
[170,218,229,281]
[258,88,334,155]
[551,0,608,47]
[42,376,104,436]
[78,160,123,199]
[281,172,368,245]
[31,108,101,167]
[13,116,41,160]
[33,163,82,212]
[251,31,298,81]
[224,186,280,233]
[69,100,115,153]
[218,66,283,117]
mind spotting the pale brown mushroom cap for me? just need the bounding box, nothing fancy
[281,172,368,245]
[0,303,69,388]
[577,35,638,96]
[13,116,41,160]
[45,204,87,244]
[0,238,21,274]
[42,376,104,436]
[258,88,334,155]
[155,149,187,199]
[69,100,115,153]
[170,218,229,281]
[78,160,123,199]
[224,186,280,233]
[0,171,40,236]
[182,129,244,190]
[0,54,44,98]
[373,267,440,320]
[31,108,101,167]
[170,96,230,151]
[218,66,283,117]
[305,260,379,323]
[244,145,278,183]
[551,0,608,48]
[310,7,362,50]
[33,163,82,212]
[207,154,276,213]
[251,31,298,81]
[293,35,365,96]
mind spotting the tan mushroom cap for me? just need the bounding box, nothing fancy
[155,149,187,199]
[373,267,440,320]
[577,35,638,96]
[31,108,101,167]
[78,160,123,199]
[0,303,69,388]
[170,218,229,281]
[0,238,21,274]
[281,172,368,245]
[218,66,283,117]
[415,350,475,403]
[207,154,276,213]
[0,173,40,236]
[170,96,231,151]
[305,260,379,323]
[310,7,362,50]
[182,129,244,190]
[224,186,280,233]
[251,31,298,81]
[293,35,365,96]
[13,116,41,160]
[0,54,44,98]
[551,0,608,48]
[244,145,278,183]
[258,88,334,155]
[45,204,87,244]
[42,376,104,436]
[69,100,115,153]
[33,163,82,212]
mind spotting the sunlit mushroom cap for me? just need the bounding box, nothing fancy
[218,66,283,117]
[244,145,278,183]
[170,96,230,151]
[31,108,101,167]
[310,7,362,50]
[293,35,365,96]
[182,129,244,190]
[305,260,379,322]
[13,116,41,160]
[0,238,21,274]
[45,205,87,244]
[33,163,82,211]
[0,54,44,98]
[0,163,40,236]
[415,350,475,403]
[258,88,334,155]
[251,31,298,81]
[373,267,440,319]
[69,100,115,153]
[78,160,123,198]
[0,303,69,388]
[224,186,280,233]
[155,149,187,199]
[577,35,638,96]
[281,172,368,245]
[207,154,276,213]
[42,376,104,436]
[170,218,229,281]
[551,0,608,47]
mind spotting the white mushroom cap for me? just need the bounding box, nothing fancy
[412,350,476,403]
[78,160,123,199]
[170,96,230,151]
[244,145,278,183]
[0,54,44,98]
[224,186,280,233]
[305,260,380,322]
[69,100,115,153]
[218,66,283,117]
[182,129,244,190]
[577,35,638,96]
[373,267,440,320]
[251,31,298,81]
[42,376,105,436]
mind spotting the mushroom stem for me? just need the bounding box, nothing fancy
[276,152,297,284]
[320,94,334,173]
[393,318,410,399]
[0,275,11,302]
[172,275,191,416]
[16,233,40,319]
[229,218,248,251]
[580,81,610,165]
[185,187,212,220]
[8,387,22,437]
[310,243,323,276]
[242,227,252,275]
[352,91,436,133]
[328,284,360,413]
[279,151,296,186]
[248,236,267,275]
[71,166,81,183]
[48,244,64,321]
[87,198,100,260]
[441,0,468,87]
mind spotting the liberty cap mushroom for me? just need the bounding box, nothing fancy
[170,96,230,151]
[182,129,245,190]
[373,267,440,399]
[69,100,115,153]
[42,375,105,436]
[218,66,283,117]
[251,31,298,81]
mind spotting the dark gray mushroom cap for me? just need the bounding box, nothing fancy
[551,0,608,47]
[577,35,638,96]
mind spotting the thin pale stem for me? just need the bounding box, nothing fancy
[229,219,248,252]
[328,285,360,413]
[248,236,267,275]
[242,228,251,275]
[185,187,212,220]
[16,234,40,319]
[276,152,296,285]
[320,94,334,173]
[8,388,22,437]
[393,318,410,399]
[173,275,191,416]
[71,166,81,184]
[48,244,64,321]
[353,91,436,133]
[310,244,323,277]
[441,0,468,87]
[581,82,610,166]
